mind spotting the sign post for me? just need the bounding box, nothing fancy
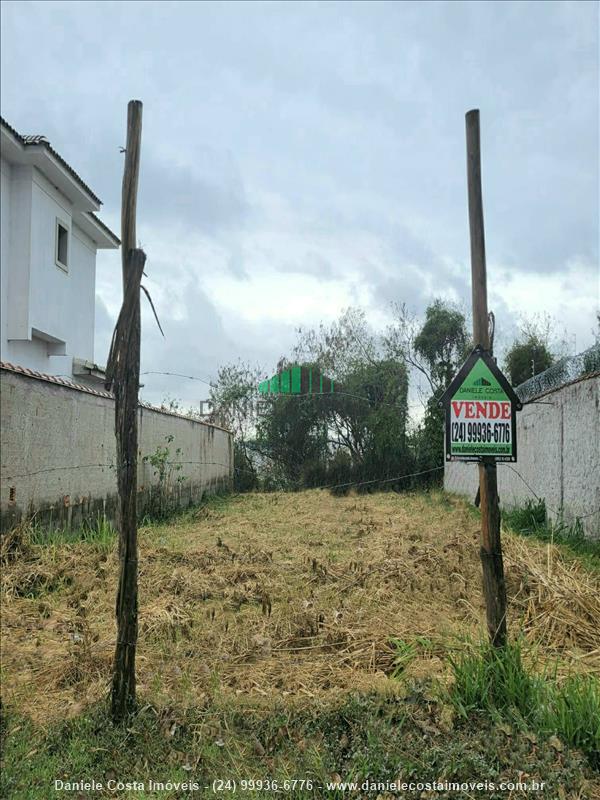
[442,109,521,647]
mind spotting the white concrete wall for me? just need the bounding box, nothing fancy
[0,158,11,356]
[3,162,33,344]
[1,162,98,371]
[0,367,233,531]
[444,374,600,539]
[60,224,96,362]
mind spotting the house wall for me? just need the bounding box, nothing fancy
[68,227,96,362]
[0,158,11,358]
[3,162,33,344]
[444,374,600,539]
[0,367,234,532]
[0,163,98,370]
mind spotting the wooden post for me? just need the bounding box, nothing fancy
[465,109,507,647]
[121,101,142,284]
[107,100,145,721]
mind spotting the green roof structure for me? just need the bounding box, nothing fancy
[258,365,336,396]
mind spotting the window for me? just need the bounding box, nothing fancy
[55,220,69,271]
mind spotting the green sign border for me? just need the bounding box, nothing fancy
[438,347,523,463]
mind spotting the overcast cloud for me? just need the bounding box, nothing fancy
[1,0,598,410]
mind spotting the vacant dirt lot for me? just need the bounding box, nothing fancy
[2,490,599,723]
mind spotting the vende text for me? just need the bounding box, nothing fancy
[451,401,511,420]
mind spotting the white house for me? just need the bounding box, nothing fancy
[0,117,119,385]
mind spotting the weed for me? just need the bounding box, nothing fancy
[389,636,434,679]
[503,499,600,566]
[27,514,116,552]
[503,498,547,532]
[538,675,600,767]
[448,639,541,724]
[141,435,187,521]
[448,639,600,766]
[1,692,597,799]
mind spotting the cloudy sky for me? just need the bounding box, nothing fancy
[2,0,598,410]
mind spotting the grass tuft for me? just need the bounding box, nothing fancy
[448,640,600,766]
[28,514,116,551]
[503,499,600,566]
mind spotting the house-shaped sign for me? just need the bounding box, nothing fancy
[438,346,522,463]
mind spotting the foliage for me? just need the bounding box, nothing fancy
[142,435,186,521]
[408,399,444,487]
[209,361,262,440]
[232,440,259,492]
[3,688,597,799]
[503,318,556,387]
[28,515,116,552]
[385,299,470,484]
[583,317,600,373]
[449,640,541,724]
[582,344,600,374]
[448,640,600,766]
[242,310,413,491]
[503,499,600,566]
[208,360,263,491]
[413,300,472,392]
[292,307,378,380]
[159,395,183,413]
[256,391,327,487]
[252,301,472,491]
[389,636,433,678]
[385,300,471,398]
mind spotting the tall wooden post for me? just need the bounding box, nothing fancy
[107,100,145,720]
[465,109,507,647]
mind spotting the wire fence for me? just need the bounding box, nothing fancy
[3,459,442,491]
[4,457,599,521]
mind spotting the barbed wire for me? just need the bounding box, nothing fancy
[516,344,600,403]
[315,465,444,491]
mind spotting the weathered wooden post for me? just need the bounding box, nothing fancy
[465,109,507,647]
[106,99,145,720]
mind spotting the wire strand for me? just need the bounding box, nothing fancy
[4,461,598,520]
[140,370,215,386]
[502,464,599,520]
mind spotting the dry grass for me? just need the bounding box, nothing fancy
[1,490,598,723]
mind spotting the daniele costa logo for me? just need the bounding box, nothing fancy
[54,779,202,793]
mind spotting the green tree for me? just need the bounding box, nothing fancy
[257,310,410,491]
[385,299,471,398]
[208,361,263,491]
[385,299,471,484]
[504,325,554,387]
[329,358,409,481]
[292,307,379,379]
[256,387,326,488]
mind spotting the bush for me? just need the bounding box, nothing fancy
[233,441,259,493]
[503,498,547,533]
